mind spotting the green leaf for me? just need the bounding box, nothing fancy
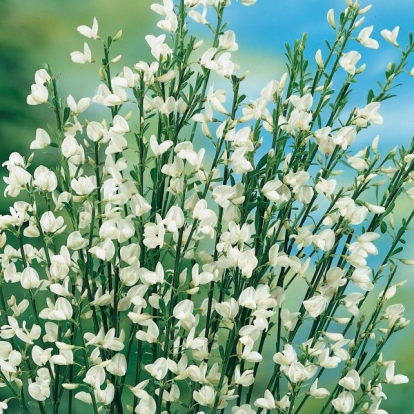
[150,167,158,184]
[391,246,403,256]
[63,106,71,124]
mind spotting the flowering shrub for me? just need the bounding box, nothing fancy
[1,0,414,413]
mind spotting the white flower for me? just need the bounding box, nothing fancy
[338,370,361,391]
[20,267,40,289]
[381,26,399,47]
[385,361,409,384]
[262,179,291,204]
[309,379,330,399]
[30,128,51,149]
[33,166,57,192]
[145,357,169,380]
[150,134,173,156]
[40,211,66,234]
[70,42,92,64]
[332,391,354,413]
[357,26,379,49]
[163,205,185,232]
[288,361,310,383]
[71,176,96,197]
[145,34,172,60]
[219,30,238,51]
[39,297,73,321]
[303,295,327,318]
[67,95,91,114]
[255,389,276,410]
[339,51,361,75]
[193,385,216,407]
[27,84,48,105]
[77,18,99,39]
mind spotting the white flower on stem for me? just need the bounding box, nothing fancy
[255,389,276,411]
[40,211,66,234]
[70,42,92,64]
[33,166,57,192]
[94,383,115,406]
[77,17,99,39]
[381,26,399,47]
[67,94,91,114]
[383,304,405,328]
[219,30,238,51]
[163,205,185,232]
[27,84,48,105]
[30,128,51,149]
[71,176,96,198]
[288,361,311,383]
[342,292,365,317]
[215,298,239,322]
[353,102,383,127]
[34,68,50,84]
[339,51,361,75]
[135,320,160,343]
[273,343,297,369]
[312,229,335,251]
[225,127,254,151]
[193,385,216,407]
[351,267,374,291]
[142,263,165,285]
[318,348,341,368]
[84,365,105,388]
[357,26,379,49]
[21,266,40,290]
[92,84,127,106]
[347,149,368,171]
[332,391,354,413]
[232,404,255,414]
[325,267,346,292]
[234,365,255,387]
[338,369,361,391]
[130,193,151,217]
[173,299,196,330]
[327,9,335,29]
[385,361,408,384]
[333,126,357,150]
[309,379,330,399]
[280,308,300,331]
[89,239,115,262]
[314,127,335,155]
[262,179,291,204]
[28,368,51,401]
[134,394,157,413]
[145,34,172,60]
[50,347,74,366]
[149,134,173,156]
[238,249,258,278]
[303,295,328,318]
[85,327,125,351]
[212,183,245,209]
[39,297,73,321]
[145,357,169,381]
[315,177,336,198]
[336,197,368,225]
[143,214,165,249]
[67,231,88,250]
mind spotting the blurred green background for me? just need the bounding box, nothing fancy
[1,0,413,412]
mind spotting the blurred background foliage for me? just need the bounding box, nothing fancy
[0,0,413,412]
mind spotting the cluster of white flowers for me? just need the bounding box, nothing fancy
[1,0,413,413]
